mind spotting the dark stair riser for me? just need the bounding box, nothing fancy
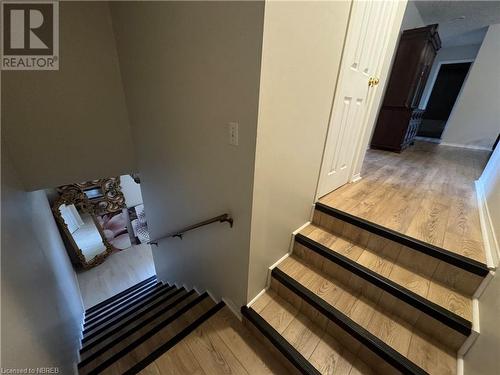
[85,281,160,322]
[295,233,472,337]
[80,288,188,353]
[80,293,210,375]
[272,268,428,375]
[123,302,225,375]
[83,286,175,339]
[85,275,156,315]
[79,289,196,366]
[241,306,320,375]
[315,202,489,277]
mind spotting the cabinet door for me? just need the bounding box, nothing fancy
[410,42,436,108]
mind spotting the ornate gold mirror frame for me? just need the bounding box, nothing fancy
[52,190,113,269]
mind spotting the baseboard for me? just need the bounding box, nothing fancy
[440,142,492,151]
[475,180,499,268]
[457,356,464,375]
[350,173,362,183]
[414,136,441,144]
[247,287,268,308]
[247,221,310,307]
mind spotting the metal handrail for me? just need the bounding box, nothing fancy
[148,213,233,246]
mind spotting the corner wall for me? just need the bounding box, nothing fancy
[1,150,84,373]
[247,0,351,300]
[441,24,500,150]
[110,1,264,308]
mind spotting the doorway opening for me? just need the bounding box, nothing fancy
[417,61,472,140]
[49,174,156,309]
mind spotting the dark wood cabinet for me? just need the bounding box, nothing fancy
[371,24,441,152]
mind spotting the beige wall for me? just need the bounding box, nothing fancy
[110,1,264,307]
[2,2,136,191]
[442,24,500,149]
[464,145,500,374]
[1,149,84,372]
[246,0,351,300]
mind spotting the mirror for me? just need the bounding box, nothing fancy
[53,191,113,269]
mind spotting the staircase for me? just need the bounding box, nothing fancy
[77,275,289,374]
[77,275,225,374]
[77,201,490,374]
[242,202,490,375]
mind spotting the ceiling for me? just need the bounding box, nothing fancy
[414,1,500,47]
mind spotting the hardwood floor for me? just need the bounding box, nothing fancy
[319,142,489,264]
[140,306,290,375]
[77,244,156,309]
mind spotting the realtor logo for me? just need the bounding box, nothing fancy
[2,1,59,70]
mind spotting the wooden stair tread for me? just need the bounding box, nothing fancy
[144,306,289,375]
[277,256,457,375]
[78,292,210,374]
[98,296,216,375]
[302,223,473,322]
[255,290,378,375]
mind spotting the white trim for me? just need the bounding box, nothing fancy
[420,58,475,109]
[473,271,495,299]
[246,222,310,307]
[247,287,268,308]
[457,356,464,375]
[475,180,500,268]
[414,136,441,144]
[350,173,362,183]
[440,142,492,151]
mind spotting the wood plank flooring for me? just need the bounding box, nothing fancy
[140,306,291,375]
[320,142,489,264]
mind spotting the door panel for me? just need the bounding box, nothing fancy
[317,0,400,197]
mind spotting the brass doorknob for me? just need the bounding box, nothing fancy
[368,77,380,87]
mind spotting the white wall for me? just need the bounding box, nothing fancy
[1,149,84,373]
[2,2,136,191]
[420,44,481,108]
[441,24,500,150]
[120,175,143,208]
[465,147,500,374]
[110,1,264,307]
[246,1,351,300]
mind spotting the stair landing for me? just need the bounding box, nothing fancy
[319,142,490,264]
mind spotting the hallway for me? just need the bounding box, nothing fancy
[320,142,490,264]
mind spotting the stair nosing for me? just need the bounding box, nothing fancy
[79,289,196,367]
[272,267,429,375]
[241,306,321,375]
[80,288,187,353]
[85,275,156,315]
[83,284,175,335]
[295,233,472,336]
[123,302,225,375]
[315,202,489,277]
[84,283,168,328]
[80,292,210,374]
[85,281,160,322]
